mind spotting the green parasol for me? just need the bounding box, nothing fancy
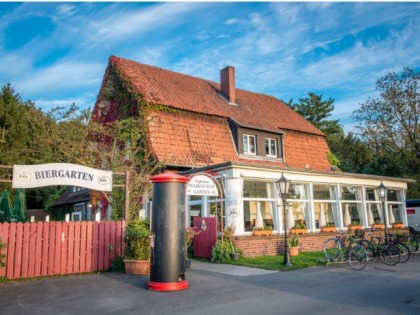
[13,189,27,222]
[1,190,13,222]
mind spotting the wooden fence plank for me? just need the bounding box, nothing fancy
[79,221,87,273]
[47,223,56,275]
[0,223,9,278]
[116,220,123,257]
[34,222,43,277]
[74,222,81,273]
[109,221,116,261]
[98,222,105,271]
[67,222,75,274]
[27,223,37,278]
[41,222,50,276]
[86,222,93,272]
[92,221,99,271]
[7,223,16,279]
[103,221,111,270]
[21,222,31,278]
[54,222,62,275]
[13,223,23,278]
[60,222,69,275]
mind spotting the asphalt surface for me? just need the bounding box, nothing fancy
[0,254,419,315]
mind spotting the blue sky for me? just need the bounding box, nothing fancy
[1,2,419,133]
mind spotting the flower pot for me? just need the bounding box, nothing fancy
[348,225,363,231]
[289,228,307,234]
[252,230,273,236]
[392,223,404,228]
[289,246,299,256]
[185,259,192,269]
[231,252,241,261]
[124,259,150,275]
[320,226,336,233]
[371,224,385,229]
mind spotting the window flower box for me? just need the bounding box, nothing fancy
[392,223,404,228]
[348,225,363,231]
[371,224,385,229]
[289,228,307,234]
[252,229,273,236]
[320,226,337,233]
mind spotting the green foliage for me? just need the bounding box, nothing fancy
[0,238,6,268]
[288,235,299,247]
[325,222,335,227]
[211,239,233,263]
[350,220,360,226]
[293,220,307,229]
[124,219,150,260]
[109,255,125,272]
[326,152,340,167]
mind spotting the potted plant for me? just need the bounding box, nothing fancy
[320,222,336,233]
[394,230,407,242]
[348,220,363,231]
[290,219,307,234]
[225,226,241,261]
[288,234,299,256]
[392,221,404,228]
[252,225,273,236]
[123,219,151,275]
[371,219,385,229]
[185,227,199,268]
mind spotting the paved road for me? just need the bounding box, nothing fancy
[0,254,419,315]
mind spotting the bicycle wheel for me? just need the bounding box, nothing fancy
[405,238,418,253]
[394,242,410,263]
[380,244,400,266]
[357,239,375,259]
[323,238,341,261]
[348,245,368,271]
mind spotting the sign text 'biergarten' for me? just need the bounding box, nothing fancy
[186,175,218,196]
[13,163,113,191]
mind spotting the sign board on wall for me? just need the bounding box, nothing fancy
[13,163,113,191]
[186,175,218,196]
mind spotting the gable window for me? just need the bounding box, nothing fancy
[243,134,256,155]
[265,138,277,157]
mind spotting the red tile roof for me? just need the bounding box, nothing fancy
[109,56,324,136]
[95,56,333,171]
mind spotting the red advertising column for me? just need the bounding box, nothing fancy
[148,172,190,291]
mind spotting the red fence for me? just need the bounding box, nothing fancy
[0,221,125,279]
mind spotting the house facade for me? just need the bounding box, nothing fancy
[93,55,413,236]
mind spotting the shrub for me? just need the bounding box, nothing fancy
[124,219,150,260]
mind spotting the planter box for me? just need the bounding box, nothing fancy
[348,225,363,231]
[289,228,307,234]
[289,246,299,256]
[124,259,150,275]
[371,224,385,229]
[252,230,273,236]
[320,226,337,233]
[392,223,404,228]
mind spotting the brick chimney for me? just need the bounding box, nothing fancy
[220,66,236,104]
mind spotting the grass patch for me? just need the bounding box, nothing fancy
[226,251,327,271]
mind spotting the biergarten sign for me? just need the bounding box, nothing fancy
[186,174,218,196]
[12,163,113,191]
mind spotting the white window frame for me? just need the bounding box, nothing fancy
[243,134,256,155]
[265,138,277,157]
[72,211,83,221]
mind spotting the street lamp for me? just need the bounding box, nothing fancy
[377,181,388,243]
[276,173,292,266]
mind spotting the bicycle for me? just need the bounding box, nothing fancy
[407,224,419,252]
[356,229,401,266]
[386,233,411,263]
[323,230,368,271]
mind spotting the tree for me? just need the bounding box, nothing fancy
[352,67,420,197]
[285,92,342,138]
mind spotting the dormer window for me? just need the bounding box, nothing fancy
[243,134,256,155]
[265,138,277,157]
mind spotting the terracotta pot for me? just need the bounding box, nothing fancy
[392,223,404,228]
[320,227,336,233]
[289,246,299,256]
[289,228,307,234]
[124,259,150,275]
[371,224,385,229]
[252,230,273,236]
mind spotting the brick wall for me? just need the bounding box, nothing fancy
[235,228,409,258]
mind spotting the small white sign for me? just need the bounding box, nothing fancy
[13,163,113,191]
[186,175,218,196]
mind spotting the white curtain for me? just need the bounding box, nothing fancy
[389,204,395,224]
[367,204,374,225]
[343,204,351,226]
[319,203,326,227]
[255,202,264,228]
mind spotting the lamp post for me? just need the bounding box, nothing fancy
[276,173,292,267]
[377,181,388,243]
